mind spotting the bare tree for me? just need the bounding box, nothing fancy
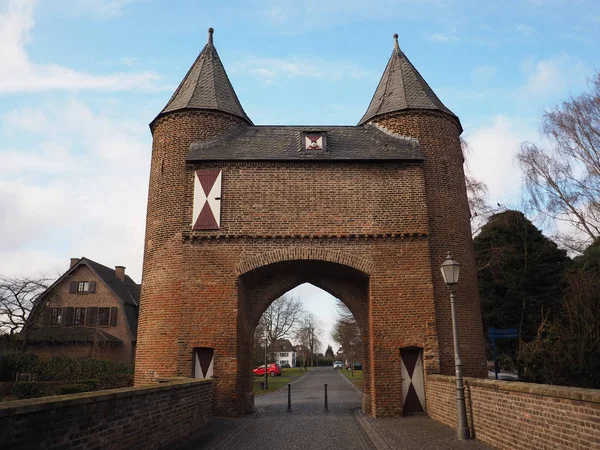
[517,72,600,252]
[331,300,362,374]
[295,313,322,367]
[0,277,51,335]
[259,294,304,361]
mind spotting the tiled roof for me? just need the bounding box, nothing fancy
[187,124,423,162]
[75,258,140,339]
[84,258,139,307]
[26,327,122,344]
[274,339,294,352]
[151,29,252,128]
[359,37,461,131]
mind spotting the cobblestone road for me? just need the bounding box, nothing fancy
[177,367,492,450]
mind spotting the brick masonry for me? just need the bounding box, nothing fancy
[372,110,487,378]
[135,107,486,418]
[0,379,213,450]
[426,374,600,449]
[28,264,135,365]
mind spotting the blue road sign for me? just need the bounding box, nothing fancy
[487,328,518,380]
[488,327,518,338]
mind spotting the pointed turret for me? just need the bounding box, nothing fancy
[358,34,461,131]
[151,28,252,129]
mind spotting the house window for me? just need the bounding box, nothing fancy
[279,352,289,357]
[77,281,89,293]
[74,307,86,326]
[50,308,62,326]
[98,308,110,326]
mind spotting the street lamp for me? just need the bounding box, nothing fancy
[440,252,470,440]
[263,328,269,390]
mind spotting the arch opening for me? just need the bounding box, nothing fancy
[237,259,371,412]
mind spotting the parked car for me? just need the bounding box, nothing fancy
[333,361,343,369]
[346,362,362,370]
[253,364,282,377]
[280,362,291,368]
[488,371,518,381]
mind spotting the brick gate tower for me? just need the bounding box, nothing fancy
[135,29,486,418]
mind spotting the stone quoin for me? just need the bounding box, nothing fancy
[135,28,487,418]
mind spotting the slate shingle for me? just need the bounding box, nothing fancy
[359,42,461,131]
[151,38,252,128]
[187,124,423,162]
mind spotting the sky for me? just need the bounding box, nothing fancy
[1,0,599,349]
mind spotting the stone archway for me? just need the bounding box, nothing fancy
[137,30,487,421]
[236,247,375,276]
[237,257,371,413]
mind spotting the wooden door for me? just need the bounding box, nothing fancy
[400,348,425,414]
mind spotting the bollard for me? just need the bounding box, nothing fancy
[324,383,329,412]
[287,384,292,412]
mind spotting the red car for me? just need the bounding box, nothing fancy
[253,364,282,377]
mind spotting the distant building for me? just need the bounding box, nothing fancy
[273,339,296,367]
[22,257,139,365]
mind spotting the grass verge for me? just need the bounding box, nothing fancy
[339,368,364,391]
[253,367,311,396]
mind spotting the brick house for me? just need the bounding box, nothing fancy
[136,29,486,417]
[22,257,139,366]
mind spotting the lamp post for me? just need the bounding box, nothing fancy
[264,328,269,390]
[440,252,470,440]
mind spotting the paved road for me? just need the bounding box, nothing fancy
[178,367,492,450]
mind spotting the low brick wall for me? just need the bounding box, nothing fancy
[426,374,600,450]
[0,378,213,450]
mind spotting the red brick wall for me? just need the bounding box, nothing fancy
[0,379,213,450]
[136,111,244,385]
[372,111,487,378]
[137,108,485,418]
[184,162,429,236]
[426,375,600,449]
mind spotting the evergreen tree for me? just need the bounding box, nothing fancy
[325,344,334,360]
[474,210,568,368]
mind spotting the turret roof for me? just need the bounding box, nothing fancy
[151,28,252,128]
[358,35,461,131]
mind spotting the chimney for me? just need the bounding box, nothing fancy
[70,258,79,268]
[115,266,126,282]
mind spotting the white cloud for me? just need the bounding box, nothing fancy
[51,0,144,19]
[257,0,445,30]
[0,0,163,93]
[464,115,538,205]
[232,57,377,83]
[0,99,150,280]
[427,32,459,43]
[516,24,535,37]
[521,54,588,97]
[120,57,138,67]
[471,65,497,84]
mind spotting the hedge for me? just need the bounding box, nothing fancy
[3,353,133,389]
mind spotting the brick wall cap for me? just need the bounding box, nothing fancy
[428,374,600,403]
[0,378,213,418]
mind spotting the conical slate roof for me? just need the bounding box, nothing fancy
[151,28,252,128]
[358,35,461,131]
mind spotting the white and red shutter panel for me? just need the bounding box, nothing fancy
[192,169,222,230]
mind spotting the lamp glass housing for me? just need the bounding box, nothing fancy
[440,253,461,286]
